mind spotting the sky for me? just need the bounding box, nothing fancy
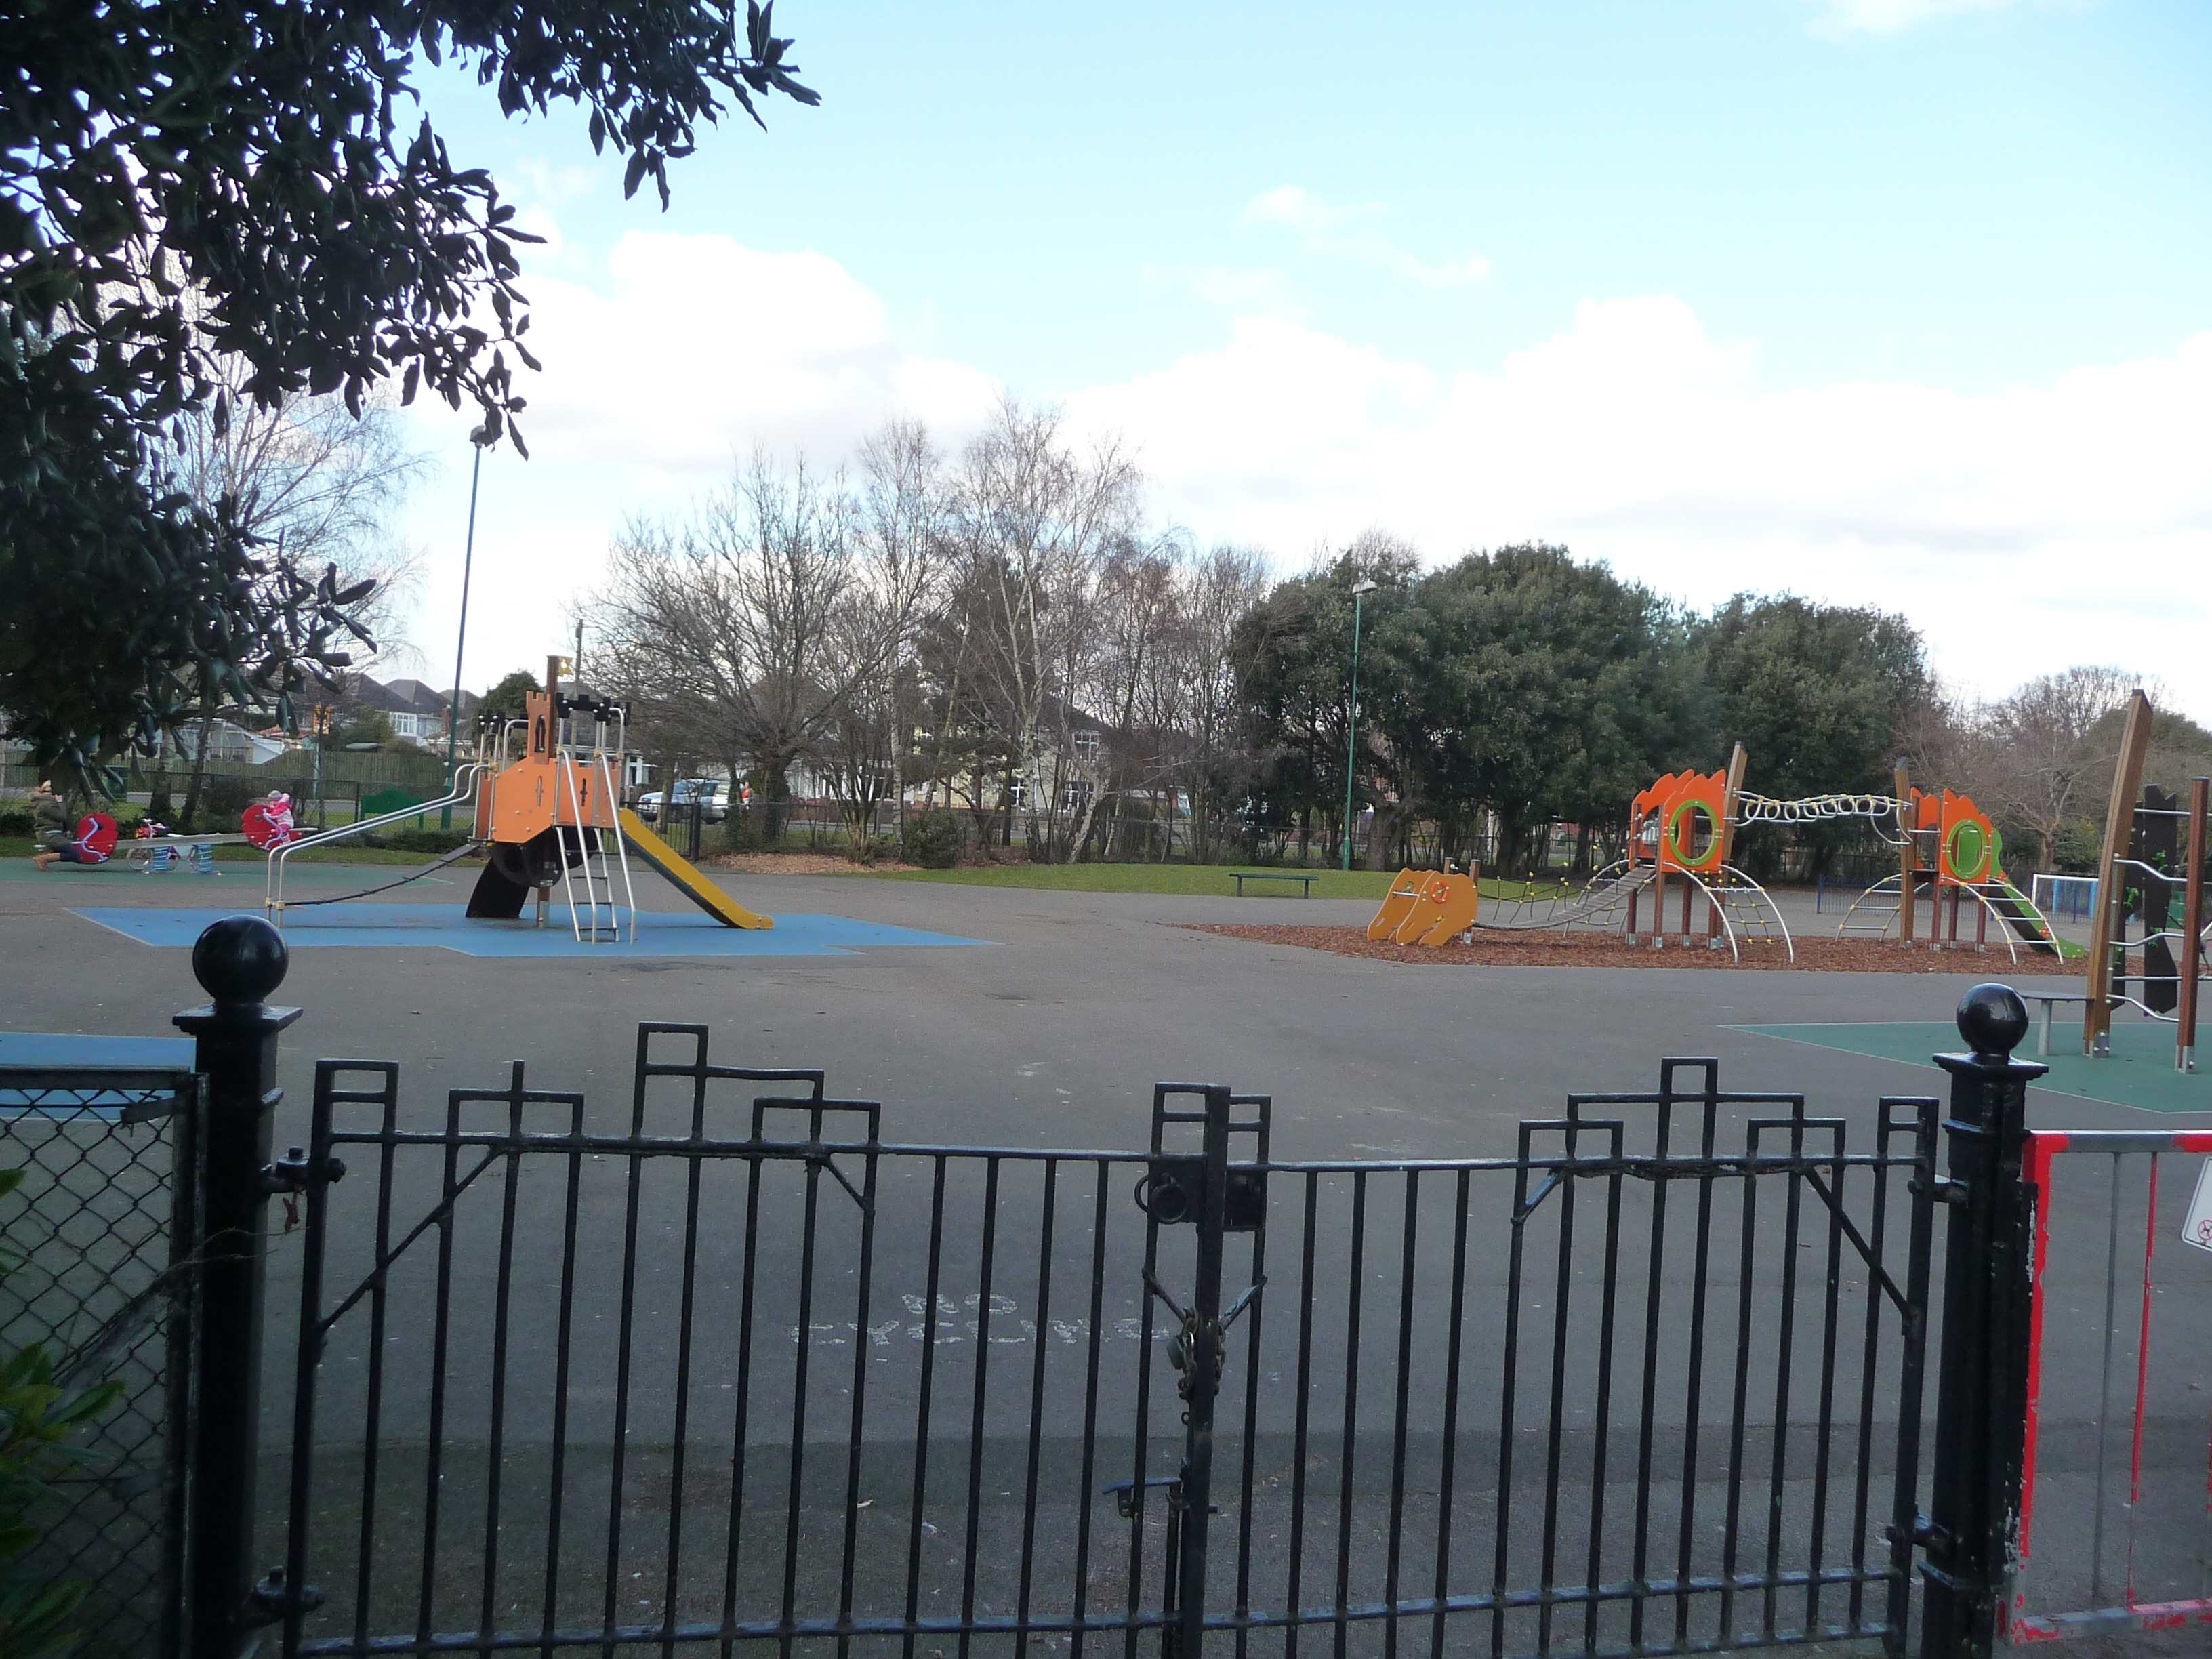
[383,0,2212,721]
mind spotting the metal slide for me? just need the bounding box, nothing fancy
[614,808,774,930]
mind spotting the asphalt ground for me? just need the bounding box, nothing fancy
[5,865,2207,1656]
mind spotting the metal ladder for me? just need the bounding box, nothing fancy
[555,750,636,943]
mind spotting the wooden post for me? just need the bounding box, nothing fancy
[1896,762,1916,946]
[1712,742,1747,939]
[2085,690,2154,1057]
[2179,777,2207,1073]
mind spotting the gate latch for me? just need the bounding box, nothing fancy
[262,1145,346,1196]
[1134,1156,1265,1231]
[244,1565,325,1628]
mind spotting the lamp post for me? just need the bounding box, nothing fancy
[439,442,484,830]
[1342,577,1378,872]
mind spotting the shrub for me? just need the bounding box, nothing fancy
[0,806,30,838]
[719,811,761,855]
[901,809,964,870]
[192,775,262,832]
[144,773,175,825]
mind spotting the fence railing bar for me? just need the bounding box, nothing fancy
[1719,1119,1763,1643]
[1334,1168,1370,1647]
[1763,1118,1809,1641]
[1284,1172,1320,1659]
[830,1143,882,1659]
[656,1050,713,1659]
[476,1066,525,1653]
[1231,1113,1273,1659]
[1012,1159,1057,1648]
[1494,1136,1533,1659]
[415,1090,466,1658]
[1584,1126,1627,1657]
[713,1136,769,1659]
[1382,1170,1420,1659]
[1068,1164,1109,1659]
[536,1094,587,1659]
[285,1560,1902,1656]
[775,1139,829,1654]
[1803,1138,1848,1639]
[958,1156,1002,1655]
[1431,1166,1473,1659]
[895,1157,948,1659]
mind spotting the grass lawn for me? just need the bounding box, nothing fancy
[861,863,1578,901]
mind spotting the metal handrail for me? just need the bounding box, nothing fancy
[264,764,483,923]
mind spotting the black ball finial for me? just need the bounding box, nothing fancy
[192,916,289,1010]
[1957,983,2029,1064]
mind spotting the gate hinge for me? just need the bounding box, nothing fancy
[262,1145,346,1195]
[244,1566,325,1628]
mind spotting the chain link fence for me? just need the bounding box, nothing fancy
[1,1066,198,1658]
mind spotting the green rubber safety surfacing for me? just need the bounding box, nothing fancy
[1731,1020,2212,1115]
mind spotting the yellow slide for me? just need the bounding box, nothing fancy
[617,808,775,930]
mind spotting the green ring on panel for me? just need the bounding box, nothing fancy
[1946,818,1988,882]
[1666,800,1720,870]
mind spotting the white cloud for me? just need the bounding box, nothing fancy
[1801,0,2065,38]
[1062,296,2212,710]
[402,230,2212,719]
[394,229,999,679]
[1240,186,1492,288]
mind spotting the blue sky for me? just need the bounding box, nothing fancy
[388,0,2212,714]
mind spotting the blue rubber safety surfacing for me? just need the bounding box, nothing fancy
[70,903,989,959]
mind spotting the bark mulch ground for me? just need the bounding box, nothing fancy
[703,851,921,876]
[1180,923,2081,975]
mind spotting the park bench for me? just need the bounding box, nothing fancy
[1232,870,1319,897]
[2020,990,2099,1056]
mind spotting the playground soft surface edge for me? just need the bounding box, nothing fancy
[1731,1019,2212,1115]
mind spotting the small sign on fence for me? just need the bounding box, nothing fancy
[2183,1158,2212,1255]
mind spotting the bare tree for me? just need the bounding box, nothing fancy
[823,420,951,849]
[592,454,883,844]
[1174,544,1269,863]
[157,374,430,821]
[1977,665,2144,870]
[945,397,1142,861]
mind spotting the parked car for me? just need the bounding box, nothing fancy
[636,778,729,824]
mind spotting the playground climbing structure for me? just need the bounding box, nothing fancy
[1365,743,2061,966]
[265,657,772,941]
[1826,765,2060,965]
[2081,691,2210,1069]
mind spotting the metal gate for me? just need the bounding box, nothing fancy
[266,1027,1941,1658]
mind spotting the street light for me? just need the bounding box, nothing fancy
[1343,577,1378,872]
[439,441,485,830]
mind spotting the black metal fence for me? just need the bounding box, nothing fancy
[0,926,2095,1659]
[0,1062,199,1658]
[255,1029,1946,1659]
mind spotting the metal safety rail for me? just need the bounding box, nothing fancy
[264,764,484,923]
[2093,853,2211,1031]
[2009,1129,2212,1645]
